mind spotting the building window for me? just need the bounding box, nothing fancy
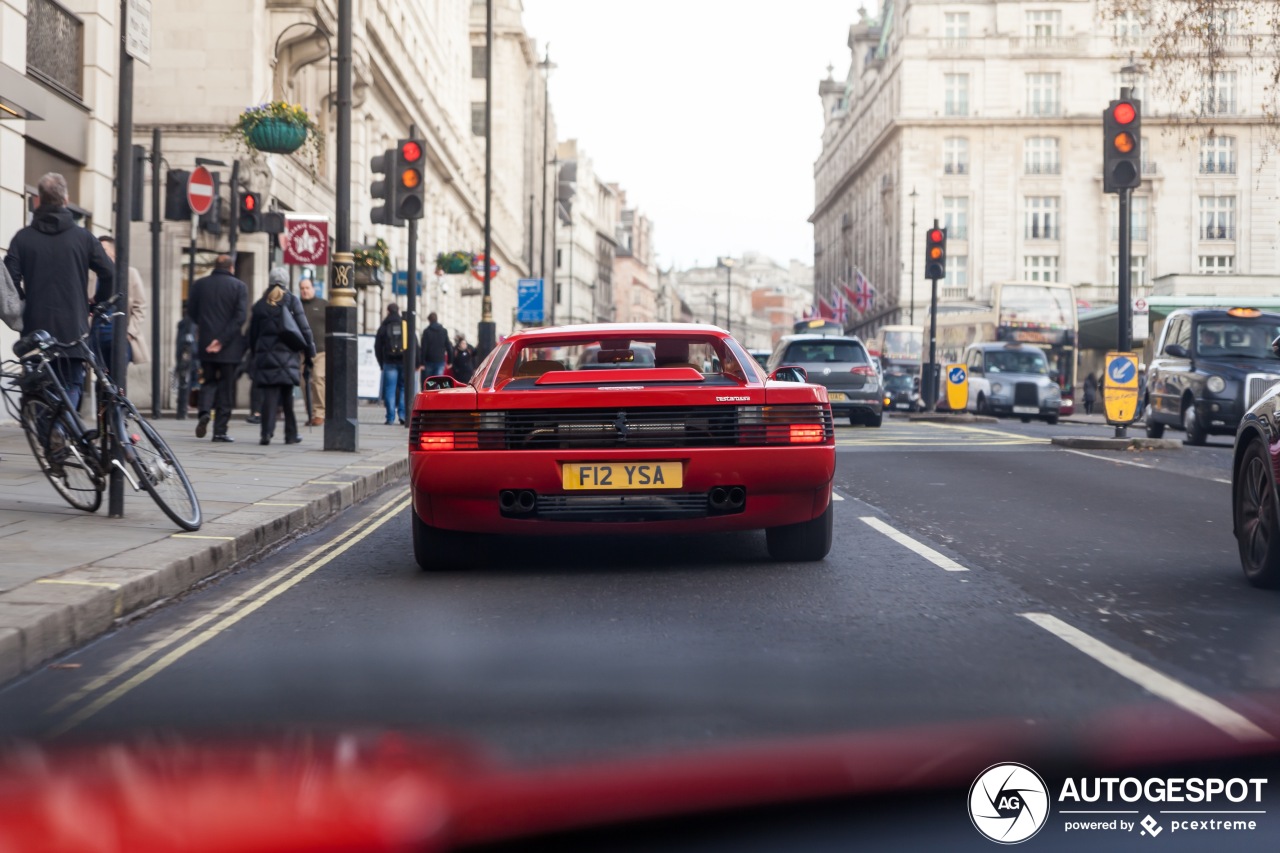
[944,74,969,116]
[1026,73,1060,117]
[1113,10,1144,40]
[1209,7,1240,36]
[1025,196,1060,240]
[1109,196,1149,241]
[1202,71,1238,116]
[943,196,968,240]
[1109,255,1149,287]
[1024,137,1060,174]
[471,46,488,79]
[1023,256,1060,282]
[944,12,969,44]
[943,137,969,174]
[1025,10,1062,42]
[1200,135,1237,174]
[471,102,486,136]
[1198,255,1235,274]
[26,0,85,100]
[1199,195,1236,240]
[943,255,968,297]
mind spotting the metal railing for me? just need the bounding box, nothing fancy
[1200,225,1236,240]
[1025,162,1061,175]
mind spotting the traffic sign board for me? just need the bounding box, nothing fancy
[472,253,501,282]
[517,278,544,324]
[187,166,214,216]
[125,0,152,66]
[1103,351,1139,424]
[945,363,968,412]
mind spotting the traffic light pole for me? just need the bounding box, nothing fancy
[110,0,134,519]
[226,159,240,262]
[150,128,162,419]
[326,0,358,452]
[925,217,941,410]
[1115,185,1133,439]
[477,0,496,357]
[403,218,418,421]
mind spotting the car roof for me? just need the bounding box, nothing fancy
[1167,308,1280,321]
[966,341,1045,352]
[505,322,730,341]
[778,334,865,345]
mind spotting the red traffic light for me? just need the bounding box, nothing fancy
[242,194,256,212]
[1113,102,1136,125]
[401,141,423,162]
[927,228,944,243]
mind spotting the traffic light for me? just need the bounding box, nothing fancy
[1103,98,1142,193]
[370,147,404,227]
[395,138,426,220]
[164,170,191,221]
[238,191,262,233]
[924,225,947,280]
[197,171,222,236]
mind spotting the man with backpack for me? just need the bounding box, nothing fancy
[374,303,406,425]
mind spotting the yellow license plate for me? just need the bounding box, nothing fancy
[562,462,683,490]
[828,392,848,401]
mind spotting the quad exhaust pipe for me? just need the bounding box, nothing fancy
[499,489,537,515]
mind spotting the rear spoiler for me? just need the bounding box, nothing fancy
[535,368,704,385]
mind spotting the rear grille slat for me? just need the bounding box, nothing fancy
[534,493,710,521]
[411,405,834,450]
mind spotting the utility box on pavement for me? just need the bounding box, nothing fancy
[945,363,968,412]
[1104,351,1139,424]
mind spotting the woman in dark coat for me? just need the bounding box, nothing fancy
[248,279,315,446]
[1082,372,1098,415]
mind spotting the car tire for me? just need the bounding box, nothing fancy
[1146,413,1165,438]
[1182,399,1207,446]
[1045,415,1059,425]
[766,500,833,562]
[866,410,883,428]
[1020,415,1032,423]
[1236,438,1280,588]
[976,394,990,416]
[848,413,861,427]
[412,507,475,571]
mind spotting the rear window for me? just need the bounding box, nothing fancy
[784,340,867,364]
[492,333,756,388]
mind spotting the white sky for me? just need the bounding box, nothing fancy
[520,1,860,271]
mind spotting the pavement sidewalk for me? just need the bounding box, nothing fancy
[0,403,409,682]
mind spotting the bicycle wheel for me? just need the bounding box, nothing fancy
[20,396,104,512]
[115,402,203,531]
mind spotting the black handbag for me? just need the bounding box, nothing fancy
[278,297,307,352]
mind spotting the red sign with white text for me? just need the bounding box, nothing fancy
[283,217,329,266]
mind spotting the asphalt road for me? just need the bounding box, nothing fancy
[1,415,1277,768]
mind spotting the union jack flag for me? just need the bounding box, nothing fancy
[853,271,876,313]
[817,294,836,320]
[832,289,849,324]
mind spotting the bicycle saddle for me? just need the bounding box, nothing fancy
[13,330,54,359]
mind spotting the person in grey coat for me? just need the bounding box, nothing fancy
[248,274,315,446]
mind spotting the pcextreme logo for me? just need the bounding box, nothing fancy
[969,763,1051,844]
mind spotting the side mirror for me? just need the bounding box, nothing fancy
[422,374,460,391]
[1164,343,1189,359]
[769,365,808,383]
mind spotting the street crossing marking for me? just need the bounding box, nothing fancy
[832,493,845,502]
[46,490,410,725]
[859,516,969,572]
[1021,613,1274,743]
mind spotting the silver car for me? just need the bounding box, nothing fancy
[767,334,883,427]
[963,342,1062,424]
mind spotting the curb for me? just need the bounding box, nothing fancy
[1050,436,1182,451]
[0,449,408,684]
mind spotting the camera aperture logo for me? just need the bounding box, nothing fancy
[969,763,1050,844]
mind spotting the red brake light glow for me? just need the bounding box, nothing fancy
[790,424,825,444]
[418,432,455,451]
[851,365,876,376]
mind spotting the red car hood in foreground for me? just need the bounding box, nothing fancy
[1,708,1278,853]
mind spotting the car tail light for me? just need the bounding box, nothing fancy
[851,365,876,376]
[789,424,825,444]
[418,432,456,451]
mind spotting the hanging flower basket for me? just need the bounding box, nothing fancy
[248,118,308,154]
[353,266,384,288]
[436,251,474,275]
[230,102,323,161]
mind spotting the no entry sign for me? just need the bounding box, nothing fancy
[187,166,214,216]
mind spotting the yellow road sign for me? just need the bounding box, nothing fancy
[945,363,968,412]
[1103,351,1139,424]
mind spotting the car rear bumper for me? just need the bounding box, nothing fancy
[411,446,835,534]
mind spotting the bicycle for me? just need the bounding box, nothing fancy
[0,295,203,530]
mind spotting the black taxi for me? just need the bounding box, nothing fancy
[1146,307,1280,445]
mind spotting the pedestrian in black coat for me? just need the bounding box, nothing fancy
[187,255,249,441]
[1083,373,1098,416]
[248,282,315,446]
[419,312,451,377]
[3,173,114,411]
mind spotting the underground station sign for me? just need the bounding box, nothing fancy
[1104,351,1139,424]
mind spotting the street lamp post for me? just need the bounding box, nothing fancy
[717,257,735,334]
[538,47,555,310]
[909,186,918,326]
[325,0,358,451]
[478,0,496,356]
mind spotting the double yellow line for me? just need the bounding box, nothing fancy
[46,492,411,736]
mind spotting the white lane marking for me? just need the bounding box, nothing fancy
[859,516,968,572]
[832,493,845,501]
[1060,448,1154,469]
[1212,477,1231,485]
[1021,612,1274,743]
